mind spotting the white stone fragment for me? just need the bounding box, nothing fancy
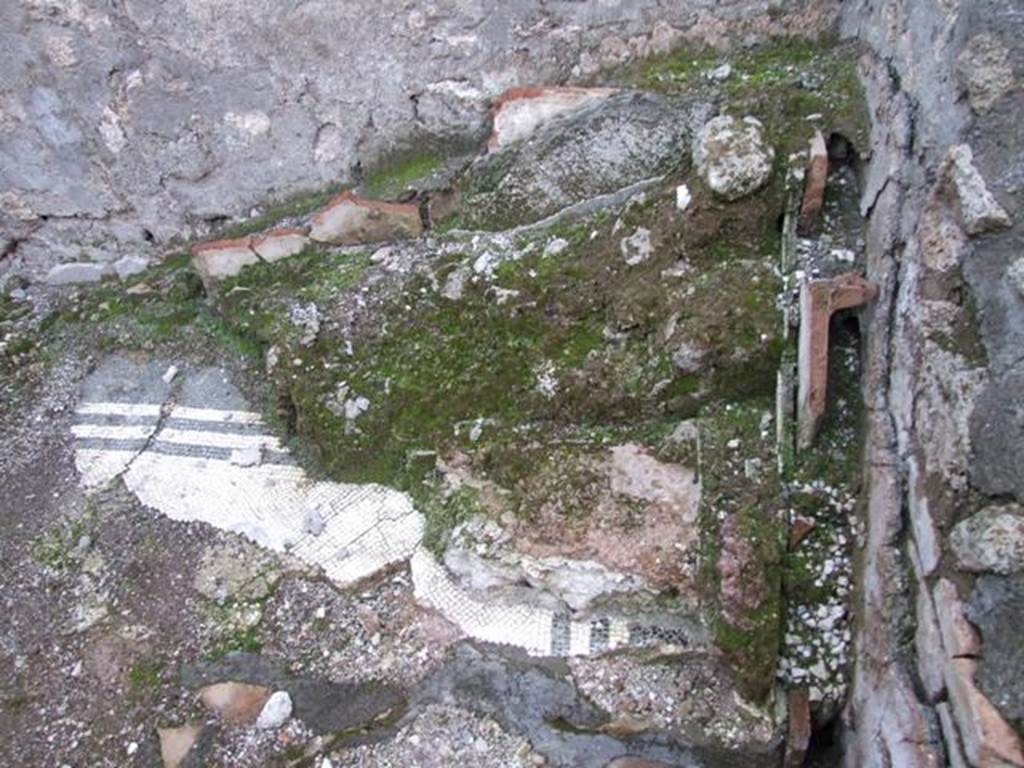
[114,256,149,279]
[303,508,326,537]
[162,365,178,384]
[544,237,569,256]
[675,184,692,212]
[229,446,262,467]
[46,262,105,285]
[693,115,774,201]
[620,227,653,265]
[256,691,292,729]
[947,144,1011,235]
[707,63,732,81]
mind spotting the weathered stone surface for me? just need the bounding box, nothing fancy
[197,681,271,725]
[945,657,1024,768]
[783,688,811,768]
[936,702,970,768]
[460,91,704,230]
[797,273,879,448]
[956,34,1016,114]
[193,539,281,603]
[113,256,149,279]
[607,444,698,519]
[606,759,672,768]
[309,192,422,245]
[798,129,828,233]
[932,579,980,658]
[950,505,1024,575]
[945,145,1011,236]
[190,236,259,282]
[252,228,310,263]
[44,262,104,285]
[907,457,943,576]
[157,724,203,768]
[443,516,648,611]
[915,582,946,703]
[508,444,702,596]
[1009,258,1024,297]
[489,86,617,151]
[692,115,774,202]
[967,575,1024,725]
[970,372,1024,502]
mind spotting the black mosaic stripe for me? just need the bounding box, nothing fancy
[148,440,295,465]
[73,412,161,428]
[162,417,268,435]
[550,612,572,656]
[74,436,294,466]
[628,624,691,649]
[73,436,150,452]
[588,617,610,654]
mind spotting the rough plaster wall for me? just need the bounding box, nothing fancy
[840,0,1023,765]
[0,0,838,281]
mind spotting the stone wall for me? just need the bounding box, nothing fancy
[0,0,837,283]
[839,0,1023,765]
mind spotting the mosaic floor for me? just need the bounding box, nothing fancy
[71,358,689,657]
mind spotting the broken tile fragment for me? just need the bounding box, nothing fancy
[789,514,817,550]
[198,681,271,725]
[798,130,828,234]
[252,227,310,263]
[158,724,203,768]
[784,687,811,768]
[190,236,259,281]
[797,272,878,448]
[309,192,422,245]
[488,86,617,151]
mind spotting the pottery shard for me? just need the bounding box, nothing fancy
[797,272,878,448]
[190,236,259,281]
[309,191,422,245]
[252,228,309,263]
[798,130,828,234]
[488,86,617,151]
[789,513,817,550]
[945,658,1024,768]
[784,688,812,768]
[197,681,271,725]
[158,724,203,768]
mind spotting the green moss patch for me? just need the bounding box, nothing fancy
[696,400,784,704]
[362,151,445,200]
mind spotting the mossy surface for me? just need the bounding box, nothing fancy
[361,151,445,200]
[626,36,871,157]
[219,187,343,240]
[696,400,784,704]
[214,183,783,499]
